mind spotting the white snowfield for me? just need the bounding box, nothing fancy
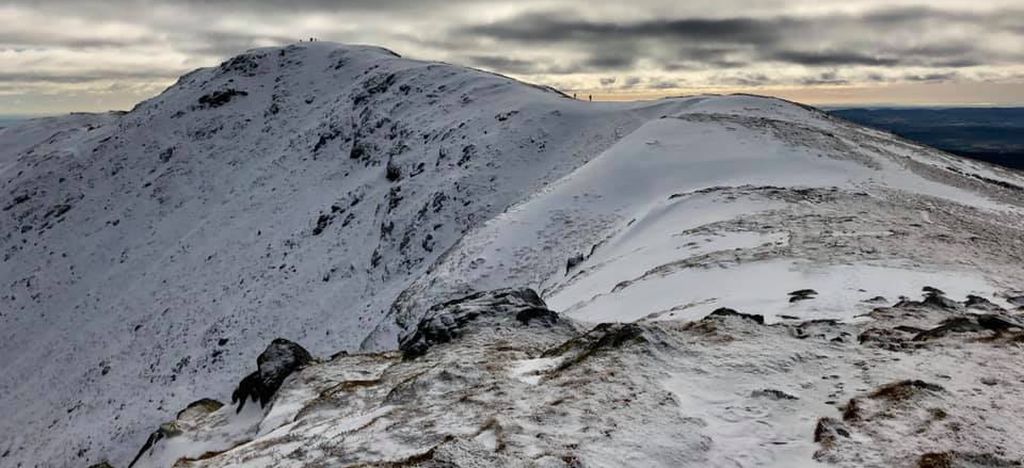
[1,42,1023,467]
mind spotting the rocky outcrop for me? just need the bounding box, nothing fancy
[128,398,225,467]
[914,314,1024,341]
[398,288,559,359]
[705,307,766,324]
[231,338,313,412]
[109,285,1024,467]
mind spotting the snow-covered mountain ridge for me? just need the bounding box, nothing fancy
[1,42,1023,467]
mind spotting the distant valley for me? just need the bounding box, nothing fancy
[831,107,1024,170]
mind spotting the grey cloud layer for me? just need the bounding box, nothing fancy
[458,7,1024,78]
[0,0,1022,113]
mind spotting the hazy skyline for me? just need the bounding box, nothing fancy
[2,0,1023,114]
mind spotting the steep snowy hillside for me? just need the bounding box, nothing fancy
[380,95,1024,340]
[3,42,1024,468]
[0,43,687,467]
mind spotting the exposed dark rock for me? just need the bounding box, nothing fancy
[788,289,818,302]
[2,193,30,211]
[917,451,1022,468]
[862,296,888,305]
[400,309,482,359]
[176,398,223,420]
[705,307,765,324]
[312,127,343,153]
[867,379,944,401]
[792,319,842,340]
[353,72,397,105]
[917,452,953,468]
[457,144,476,166]
[965,295,1004,311]
[900,287,962,311]
[565,253,586,275]
[196,89,248,109]
[385,159,402,181]
[399,288,550,359]
[894,325,927,334]
[43,203,72,219]
[582,323,646,349]
[495,110,519,121]
[311,213,333,236]
[841,398,862,421]
[923,293,961,310]
[914,317,984,340]
[88,461,115,468]
[349,139,371,160]
[545,322,647,370]
[231,338,313,412]
[751,388,799,400]
[218,53,263,76]
[858,326,919,350]
[158,147,174,163]
[813,417,850,446]
[128,424,174,468]
[977,314,1024,332]
[1007,295,1024,307]
[914,314,1023,341]
[515,307,560,326]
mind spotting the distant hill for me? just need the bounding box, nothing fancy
[830,107,1024,170]
[0,116,29,129]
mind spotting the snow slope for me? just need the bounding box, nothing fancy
[0,43,690,467]
[2,42,1024,467]
[381,95,1024,338]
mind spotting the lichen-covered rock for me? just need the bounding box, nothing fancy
[231,338,313,412]
[176,398,223,421]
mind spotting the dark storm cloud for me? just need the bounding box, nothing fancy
[769,51,901,67]
[798,71,849,86]
[466,55,541,75]
[462,15,785,44]
[0,69,178,84]
[0,34,143,49]
[583,54,637,71]
[456,7,1024,72]
[717,73,772,87]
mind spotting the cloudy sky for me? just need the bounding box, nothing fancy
[2,0,1023,114]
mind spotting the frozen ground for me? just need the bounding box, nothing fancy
[2,42,1024,467]
[129,288,1024,468]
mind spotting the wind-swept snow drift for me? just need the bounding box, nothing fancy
[2,42,1024,467]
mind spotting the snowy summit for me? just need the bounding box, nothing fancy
[2,42,1024,468]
